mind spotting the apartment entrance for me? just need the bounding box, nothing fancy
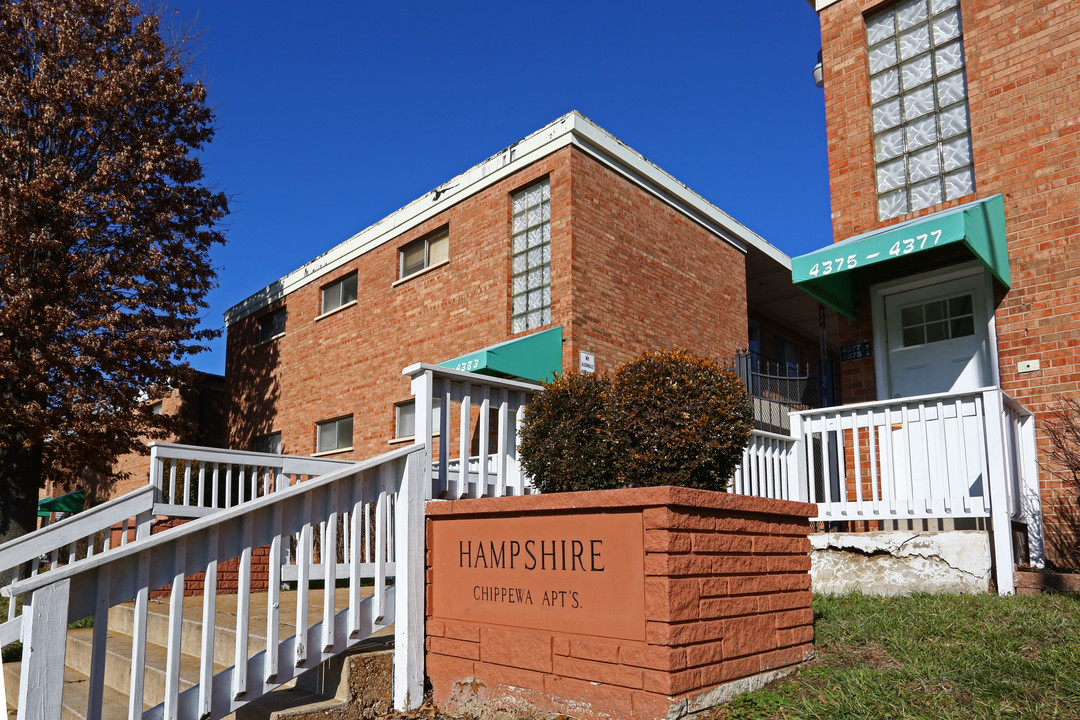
[875,265,995,400]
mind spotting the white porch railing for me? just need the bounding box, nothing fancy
[729,386,1044,595]
[404,363,542,499]
[730,429,800,502]
[149,442,355,518]
[2,444,426,720]
[0,486,155,649]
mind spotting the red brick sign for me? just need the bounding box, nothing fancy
[430,511,646,640]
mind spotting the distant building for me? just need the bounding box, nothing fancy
[104,371,226,500]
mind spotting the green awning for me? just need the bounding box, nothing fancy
[38,489,85,517]
[791,194,1008,319]
[438,326,563,383]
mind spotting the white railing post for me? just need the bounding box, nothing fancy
[16,577,70,720]
[149,442,165,504]
[394,453,425,711]
[788,412,809,503]
[410,368,435,501]
[982,388,1016,595]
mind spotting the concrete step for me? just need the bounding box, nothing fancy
[4,659,134,720]
[4,587,395,720]
[108,587,377,669]
[238,647,394,720]
[65,624,226,709]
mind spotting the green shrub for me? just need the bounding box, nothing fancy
[517,370,616,493]
[518,349,753,493]
[608,349,752,492]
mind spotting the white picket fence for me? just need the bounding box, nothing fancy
[405,363,541,499]
[1,444,426,720]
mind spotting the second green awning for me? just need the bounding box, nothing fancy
[38,489,85,517]
[438,326,563,383]
[791,194,1008,319]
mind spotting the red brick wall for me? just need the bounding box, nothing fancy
[225,146,751,461]
[816,0,1080,564]
[226,150,571,459]
[566,150,748,373]
[425,488,814,720]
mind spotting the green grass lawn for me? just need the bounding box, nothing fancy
[711,592,1080,720]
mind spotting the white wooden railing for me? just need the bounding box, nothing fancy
[730,429,800,502]
[733,386,1041,596]
[0,486,155,650]
[149,442,355,517]
[2,444,426,720]
[405,363,542,499]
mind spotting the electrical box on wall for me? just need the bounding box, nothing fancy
[1017,360,1040,373]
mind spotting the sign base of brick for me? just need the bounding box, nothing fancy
[426,486,817,720]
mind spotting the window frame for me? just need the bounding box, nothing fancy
[398,226,449,281]
[257,308,287,343]
[320,272,358,316]
[315,415,353,454]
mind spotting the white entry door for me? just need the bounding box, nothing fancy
[882,271,993,399]
[874,268,996,511]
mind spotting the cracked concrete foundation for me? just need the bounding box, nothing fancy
[810,531,991,595]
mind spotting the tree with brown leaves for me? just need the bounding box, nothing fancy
[0,0,228,544]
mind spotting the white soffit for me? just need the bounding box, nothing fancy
[225,111,790,324]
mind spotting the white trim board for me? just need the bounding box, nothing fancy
[224,111,789,325]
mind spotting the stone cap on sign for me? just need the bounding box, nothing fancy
[425,485,816,519]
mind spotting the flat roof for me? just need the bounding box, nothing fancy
[225,110,791,325]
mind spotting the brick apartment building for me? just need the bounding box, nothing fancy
[223,112,830,464]
[797,0,1079,565]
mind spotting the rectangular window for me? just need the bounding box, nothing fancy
[321,272,358,314]
[258,309,286,343]
[400,227,449,279]
[900,292,974,347]
[395,399,441,439]
[867,0,974,220]
[510,179,551,333]
[316,415,353,453]
[253,431,282,454]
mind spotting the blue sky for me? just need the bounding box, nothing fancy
[166,1,832,374]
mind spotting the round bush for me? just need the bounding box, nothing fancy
[608,349,752,492]
[517,370,616,493]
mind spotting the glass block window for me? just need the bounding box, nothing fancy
[867,0,975,220]
[899,293,975,347]
[510,179,551,334]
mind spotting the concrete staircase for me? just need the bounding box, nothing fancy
[3,588,393,720]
